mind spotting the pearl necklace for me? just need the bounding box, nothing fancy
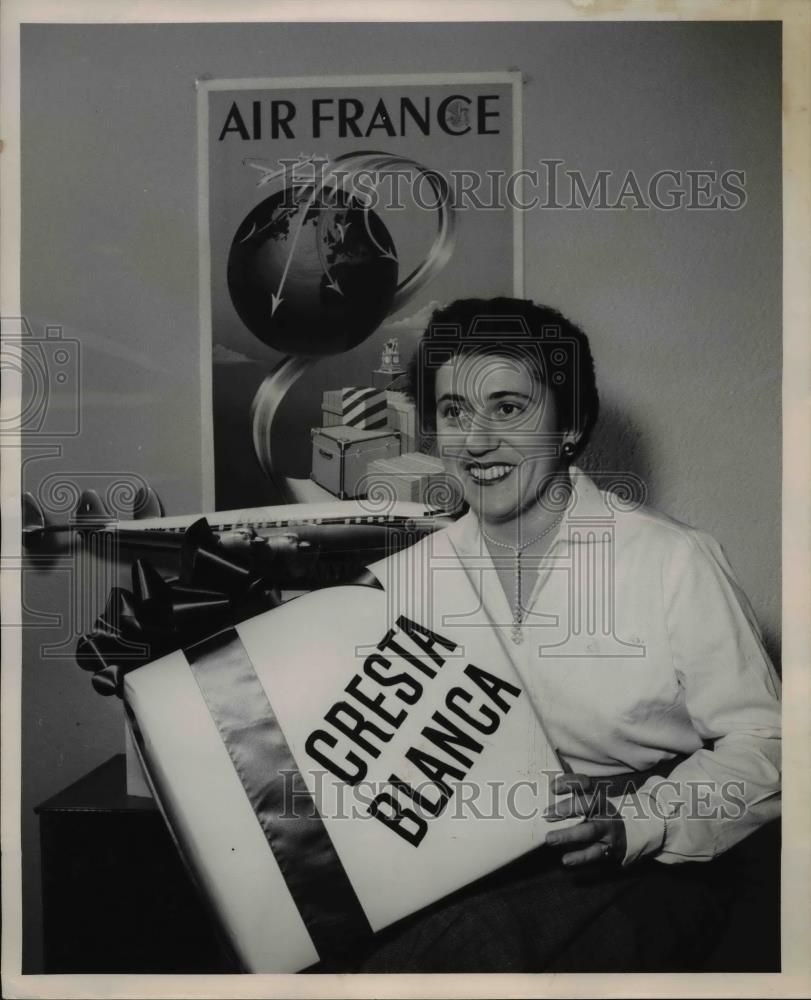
[480,511,566,645]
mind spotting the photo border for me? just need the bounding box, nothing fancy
[2,2,808,998]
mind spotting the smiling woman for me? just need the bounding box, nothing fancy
[417,299,599,644]
[436,354,563,514]
[324,297,783,973]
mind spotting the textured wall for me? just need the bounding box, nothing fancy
[19,20,780,971]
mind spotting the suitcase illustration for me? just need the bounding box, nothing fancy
[311,425,401,499]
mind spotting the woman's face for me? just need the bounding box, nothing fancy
[434,352,568,526]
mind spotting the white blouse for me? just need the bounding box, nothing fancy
[375,467,782,866]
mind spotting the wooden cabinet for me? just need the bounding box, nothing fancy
[35,755,237,973]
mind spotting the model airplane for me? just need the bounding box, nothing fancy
[22,486,459,587]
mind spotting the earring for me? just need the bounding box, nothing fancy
[562,442,576,458]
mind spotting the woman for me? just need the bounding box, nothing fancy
[348,297,781,972]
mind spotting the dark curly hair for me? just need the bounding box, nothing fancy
[407,297,599,460]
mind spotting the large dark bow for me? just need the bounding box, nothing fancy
[75,518,304,697]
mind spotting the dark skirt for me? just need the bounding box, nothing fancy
[309,821,780,974]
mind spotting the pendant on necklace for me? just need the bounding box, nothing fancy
[511,551,525,644]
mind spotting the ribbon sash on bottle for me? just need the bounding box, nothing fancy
[184,627,372,959]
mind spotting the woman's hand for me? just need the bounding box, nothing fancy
[543,773,627,867]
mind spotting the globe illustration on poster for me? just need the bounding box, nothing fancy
[227,188,399,358]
